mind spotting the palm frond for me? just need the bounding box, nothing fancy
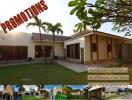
[41,22,52,26]
[26,22,39,28]
[55,23,62,28]
[41,26,46,32]
[57,28,63,35]
[33,16,41,25]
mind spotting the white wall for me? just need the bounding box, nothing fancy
[64,37,85,48]
[54,42,65,57]
[33,41,65,58]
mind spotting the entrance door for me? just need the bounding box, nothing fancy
[44,46,52,57]
[66,43,80,59]
[35,45,52,58]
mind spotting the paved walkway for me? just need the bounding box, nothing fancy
[55,60,88,73]
[111,94,132,100]
[55,60,113,73]
[0,60,44,67]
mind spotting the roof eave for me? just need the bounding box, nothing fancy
[32,40,64,42]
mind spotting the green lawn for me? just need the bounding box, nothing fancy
[22,96,44,100]
[128,67,132,84]
[0,63,87,84]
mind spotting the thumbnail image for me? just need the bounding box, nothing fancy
[0,85,88,100]
[88,85,132,100]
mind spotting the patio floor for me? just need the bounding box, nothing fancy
[55,60,113,73]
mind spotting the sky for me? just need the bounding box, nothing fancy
[0,0,125,37]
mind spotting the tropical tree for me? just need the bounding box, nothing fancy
[62,86,73,94]
[27,16,47,58]
[3,85,7,90]
[18,85,25,93]
[37,85,45,95]
[43,22,63,59]
[68,0,132,36]
[82,87,88,99]
[117,88,123,95]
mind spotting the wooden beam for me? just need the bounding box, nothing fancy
[111,38,113,59]
[96,35,99,60]
[106,37,109,60]
[90,35,93,61]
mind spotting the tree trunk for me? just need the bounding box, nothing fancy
[52,32,55,59]
[39,27,45,60]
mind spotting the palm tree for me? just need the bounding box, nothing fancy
[43,22,63,59]
[37,85,45,97]
[27,16,47,59]
[18,85,25,93]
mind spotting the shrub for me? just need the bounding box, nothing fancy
[28,57,32,62]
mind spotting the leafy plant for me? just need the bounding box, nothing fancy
[68,0,132,36]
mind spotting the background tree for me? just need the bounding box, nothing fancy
[68,0,132,36]
[43,22,63,59]
[18,85,25,93]
[27,16,47,59]
[62,86,73,94]
[82,87,88,99]
[37,85,45,95]
[117,88,123,95]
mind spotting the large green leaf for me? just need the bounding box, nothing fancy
[95,21,101,29]
[88,8,95,14]
[76,11,83,20]
[68,1,79,7]
[70,6,79,15]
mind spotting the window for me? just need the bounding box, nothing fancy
[0,46,27,60]
[67,45,70,58]
[92,43,97,52]
[35,46,52,58]
[75,44,80,59]
[66,43,80,59]
[107,44,112,52]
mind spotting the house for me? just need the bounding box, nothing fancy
[3,85,15,100]
[65,30,132,64]
[89,85,105,99]
[53,86,63,96]
[32,33,69,59]
[71,90,82,96]
[0,30,69,61]
[105,85,127,97]
[0,30,132,64]
[23,90,39,96]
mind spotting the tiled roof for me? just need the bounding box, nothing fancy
[32,33,70,41]
[70,30,129,40]
[70,30,92,38]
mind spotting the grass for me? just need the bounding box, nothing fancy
[0,62,87,84]
[22,96,44,100]
[71,95,87,99]
[128,67,132,84]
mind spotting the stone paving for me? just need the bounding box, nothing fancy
[55,60,113,73]
[0,59,44,67]
[111,93,132,100]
